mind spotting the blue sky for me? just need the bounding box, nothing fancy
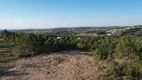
[0,0,142,29]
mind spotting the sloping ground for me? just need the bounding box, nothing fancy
[1,51,101,80]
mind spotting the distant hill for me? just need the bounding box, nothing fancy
[1,25,142,33]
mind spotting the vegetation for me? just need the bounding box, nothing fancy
[1,27,142,79]
[0,38,17,72]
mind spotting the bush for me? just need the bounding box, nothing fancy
[12,44,35,57]
[105,59,142,80]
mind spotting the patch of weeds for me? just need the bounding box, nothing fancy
[0,56,17,71]
[97,66,106,71]
[0,56,17,62]
[0,63,9,71]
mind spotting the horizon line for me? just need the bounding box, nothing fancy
[1,25,141,30]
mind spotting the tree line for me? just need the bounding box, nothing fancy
[2,30,142,59]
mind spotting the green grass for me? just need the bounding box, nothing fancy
[0,39,6,43]
[0,63,9,71]
[0,39,16,71]
[0,56,17,61]
[0,48,9,52]
[0,39,11,53]
[0,56,17,71]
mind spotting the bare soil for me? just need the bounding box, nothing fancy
[0,51,101,80]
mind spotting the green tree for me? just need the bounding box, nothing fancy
[115,36,136,59]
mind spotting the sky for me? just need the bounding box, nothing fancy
[0,0,142,29]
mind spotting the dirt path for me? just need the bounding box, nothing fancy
[1,51,99,80]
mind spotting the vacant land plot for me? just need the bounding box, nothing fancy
[0,51,102,80]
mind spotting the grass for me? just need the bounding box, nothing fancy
[0,48,10,52]
[0,56,17,71]
[0,39,10,52]
[0,39,17,71]
[0,39,6,43]
[0,56,17,62]
[0,63,9,71]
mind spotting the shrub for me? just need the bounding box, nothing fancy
[106,59,142,80]
[12,44,35,57]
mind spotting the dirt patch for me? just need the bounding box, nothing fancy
[1,51,99,80]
